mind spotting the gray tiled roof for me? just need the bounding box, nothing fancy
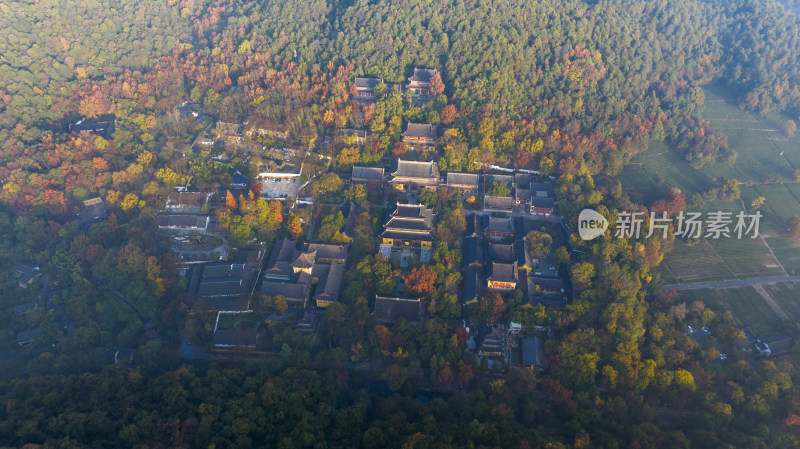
[16,327,43,344]
[522,336,546,367]
[483,196,515,210]
[291,251,317,269]
[391,159,440,180]
[408,68,439,83]
[197,278,244,299]
[373,296,426,323]
[314,261,346,303]
[486,174,514,188]
[13,302,37,315]
[462,265,485,304]
[262,271,312,309]
[531,182,554,196]
[488,261,519,283]
[352,166,385,181]
[446,172,479,187]
[157,214,209,229]
[214,329,260,348]
[264,238,298,278]
[479,327,505,354]
[485,216,514,233]
[531,196,555,209]
[165,192,214,211]
[203,262,247,279]
[303,243,349,261]
[403,123,437,140]
[355,77,383,89]
[488,243,515,262]
[463,237,485,267]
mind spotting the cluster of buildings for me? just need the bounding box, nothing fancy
[157,191,217,235]
[463,213,565,308]
[187,248,265,311]
[354,67,441,103]
[350,159,555,216]
[262,239,349,310]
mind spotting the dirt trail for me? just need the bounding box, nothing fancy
[753,283,790,320]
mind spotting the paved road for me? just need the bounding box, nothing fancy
[662,275,800,292]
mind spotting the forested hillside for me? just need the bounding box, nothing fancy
[0,0,191,133]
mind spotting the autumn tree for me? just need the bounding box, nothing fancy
[226,190,237,210]
[440,104,457,125]
[274,295,288,313]
[269,201,283,223]
[392,141,407,159]
[438,365,454,386]
[403,265,437,296]
[337,147,360,167]
[429,73,445,96]
[526,230,552,259]
[783,119,797,137]
[288,213,304,239]
[312,173,343,197]
[571,262,595,288]
[477,292,505,324]
[456,364,474,385]
[120,193,140,211]
[382,364,408,392]
[346,184,367,203]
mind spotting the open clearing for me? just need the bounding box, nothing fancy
[677,282,800,335]
[622,83,800,284]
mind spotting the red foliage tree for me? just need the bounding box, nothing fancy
[429,73,445,96]
[440,104,457,125]
[375,324,394,352]
[392,141,407,159]
[456,364,473,386]
[478,292,505,324]
[542,378,577,408]
[438,365,454,385]
[455,327,470,344]
[403,265,437,296]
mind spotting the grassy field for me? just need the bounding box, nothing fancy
[619,141,715,206]
[768,236,800,274]
[702,84,797,182]
[621,83,800,285]
[678,286,784,335]
[659,237,783,284]
[754,184,800,227]
[763,281,800,321]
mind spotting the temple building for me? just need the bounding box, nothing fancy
[389,159,440,191]
[406,68,440,96]
[262,238,350,309]
[379,203,436,264]
[354,77,383,101]
[487,261,519,291]
[402,123,437,147]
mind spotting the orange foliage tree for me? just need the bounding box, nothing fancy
[402,265,436,296]
[225,190,237,209]
[269,201,283,223]
[288,213,303,239]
